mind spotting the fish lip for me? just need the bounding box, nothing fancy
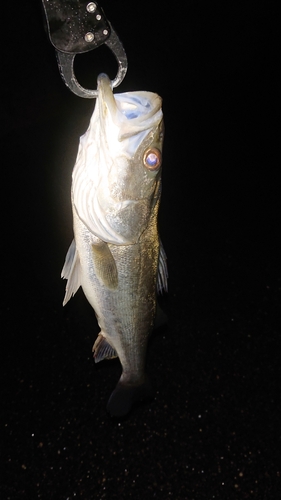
[97,73,118,119]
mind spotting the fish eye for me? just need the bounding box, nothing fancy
[143,148,162,171]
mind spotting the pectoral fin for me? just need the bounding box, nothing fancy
[61,239,81,306]
[91,240,118,289]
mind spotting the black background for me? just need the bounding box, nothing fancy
[1,1,280,499]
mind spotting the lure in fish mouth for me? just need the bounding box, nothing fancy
[62,74,168,417]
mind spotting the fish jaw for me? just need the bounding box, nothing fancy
[72,73,164,245]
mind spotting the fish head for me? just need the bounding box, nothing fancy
[72,73,164,244]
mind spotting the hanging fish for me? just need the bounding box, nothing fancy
[62,73,167,416]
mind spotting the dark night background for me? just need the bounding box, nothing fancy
[1,1,280,499]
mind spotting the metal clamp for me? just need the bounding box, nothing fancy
[41,0,128,97]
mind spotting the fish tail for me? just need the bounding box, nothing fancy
[106,377,154,417]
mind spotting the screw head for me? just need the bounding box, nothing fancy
[85,32,95,42]
[86,3,97,13]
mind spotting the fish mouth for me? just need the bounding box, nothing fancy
[97,73,162,142]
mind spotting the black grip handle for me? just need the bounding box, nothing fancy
[41,0,111,53]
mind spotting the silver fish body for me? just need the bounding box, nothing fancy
[62,74,167,416]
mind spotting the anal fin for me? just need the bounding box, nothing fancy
[92,333,118,363]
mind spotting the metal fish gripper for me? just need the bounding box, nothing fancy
[41,0,128,98]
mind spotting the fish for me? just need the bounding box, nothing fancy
[61,73,168,416]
